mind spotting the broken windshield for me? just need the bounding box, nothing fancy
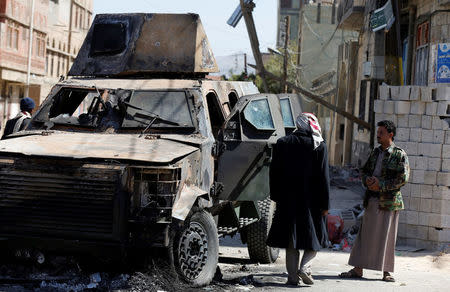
[33,88,195,132]
[122,91,194,128]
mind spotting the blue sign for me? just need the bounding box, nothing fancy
[437,43,450,83]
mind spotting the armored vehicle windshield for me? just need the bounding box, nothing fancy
[33,87,196,132]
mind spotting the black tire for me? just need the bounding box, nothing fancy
[246,199,279,264]
[172,210,219,287]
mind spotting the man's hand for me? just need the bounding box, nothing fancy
[366,176,375,186]
[367,177,380,191]
[322,210,329,217]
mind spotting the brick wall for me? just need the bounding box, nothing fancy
[376,84,450,249]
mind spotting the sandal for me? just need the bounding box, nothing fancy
[382,274,395,282]
[339,269,362,278]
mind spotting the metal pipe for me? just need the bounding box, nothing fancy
[67,0,74,72]
[25,0,35,97]
[296,0,304,86]
[406,5,416,85]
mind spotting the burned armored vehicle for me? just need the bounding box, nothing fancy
[0,14,302,286]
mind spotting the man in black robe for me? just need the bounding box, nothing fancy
[267,113,330,286]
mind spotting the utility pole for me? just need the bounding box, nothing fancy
[240,0,269,92]
[244,53,248,76]
[67,0,74,73]
[25,0,36,97]
[282,16,290,93]
[296,0,304,86]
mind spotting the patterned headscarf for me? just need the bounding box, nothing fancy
[295,113,324,150]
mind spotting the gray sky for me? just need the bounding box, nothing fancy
[93,0,278,57]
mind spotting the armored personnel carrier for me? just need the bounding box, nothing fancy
[0,13,302,286]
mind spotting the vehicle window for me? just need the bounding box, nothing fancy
[243,98,275,130]
[280,98,295,128]
[122,91,194,128]
[34,88,100,126]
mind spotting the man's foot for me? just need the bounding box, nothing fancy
[338,268,363,278]
[298,271,314,285]
[382,272,395,282]
[286,279,299,286]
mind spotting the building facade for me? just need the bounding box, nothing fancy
[0,0,92,131]
[42,0,92,103]
[0,0,48,126]
[276,0,358,165]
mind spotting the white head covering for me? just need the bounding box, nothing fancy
[296,113,324,150]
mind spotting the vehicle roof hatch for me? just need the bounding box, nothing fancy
[68,13,219,77]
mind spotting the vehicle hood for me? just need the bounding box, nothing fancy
[0,132,200,163]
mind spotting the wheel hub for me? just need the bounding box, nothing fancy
[178,222,209,279]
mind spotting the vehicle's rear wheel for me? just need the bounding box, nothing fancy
[246,198,279,264]
[172,210,219,287]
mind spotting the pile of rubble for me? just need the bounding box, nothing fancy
[329,165,361,188]
[327,204,364,252]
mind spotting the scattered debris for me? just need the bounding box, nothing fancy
[0,256,199,292]
[239,275,254,285]
[328,204,364,251]
[330,165,361,188]
[240,265,250,272]
[327,214,344,244]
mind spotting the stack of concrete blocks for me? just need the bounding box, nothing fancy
[375,85,450,250]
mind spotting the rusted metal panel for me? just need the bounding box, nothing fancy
[0,158,125,241]
[131,166,181,223]
[61,78,202,90]
[68,13,218,77]
[159,134,206,146]
[172,184,207,220]
[0,133,199,163]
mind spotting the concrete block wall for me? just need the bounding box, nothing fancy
[377,85,450,250]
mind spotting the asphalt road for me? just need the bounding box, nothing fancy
[216,185,449,292]
[218,235,450,292]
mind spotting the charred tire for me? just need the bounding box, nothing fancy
[173,210,219,287]
[246,199,279,264]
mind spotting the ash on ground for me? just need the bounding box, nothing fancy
[0,255,215,292]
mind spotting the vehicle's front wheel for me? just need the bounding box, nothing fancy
[246,198,279,264]
[172,210,219,287]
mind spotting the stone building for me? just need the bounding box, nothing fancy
[276,0,358,164]
[42,0,92,104]
[0,0,92,131]
[337,0,450,249]
[0,0,48,126]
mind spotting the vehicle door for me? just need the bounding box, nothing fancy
[216,93,300,201]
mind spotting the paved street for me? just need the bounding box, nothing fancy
[217,185,450,292]
[218,238,450,292]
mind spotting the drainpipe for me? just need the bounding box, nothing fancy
[25,0,35,97]
[406,5,416,85]
[67,0,73,73]
[392,0,403,85]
